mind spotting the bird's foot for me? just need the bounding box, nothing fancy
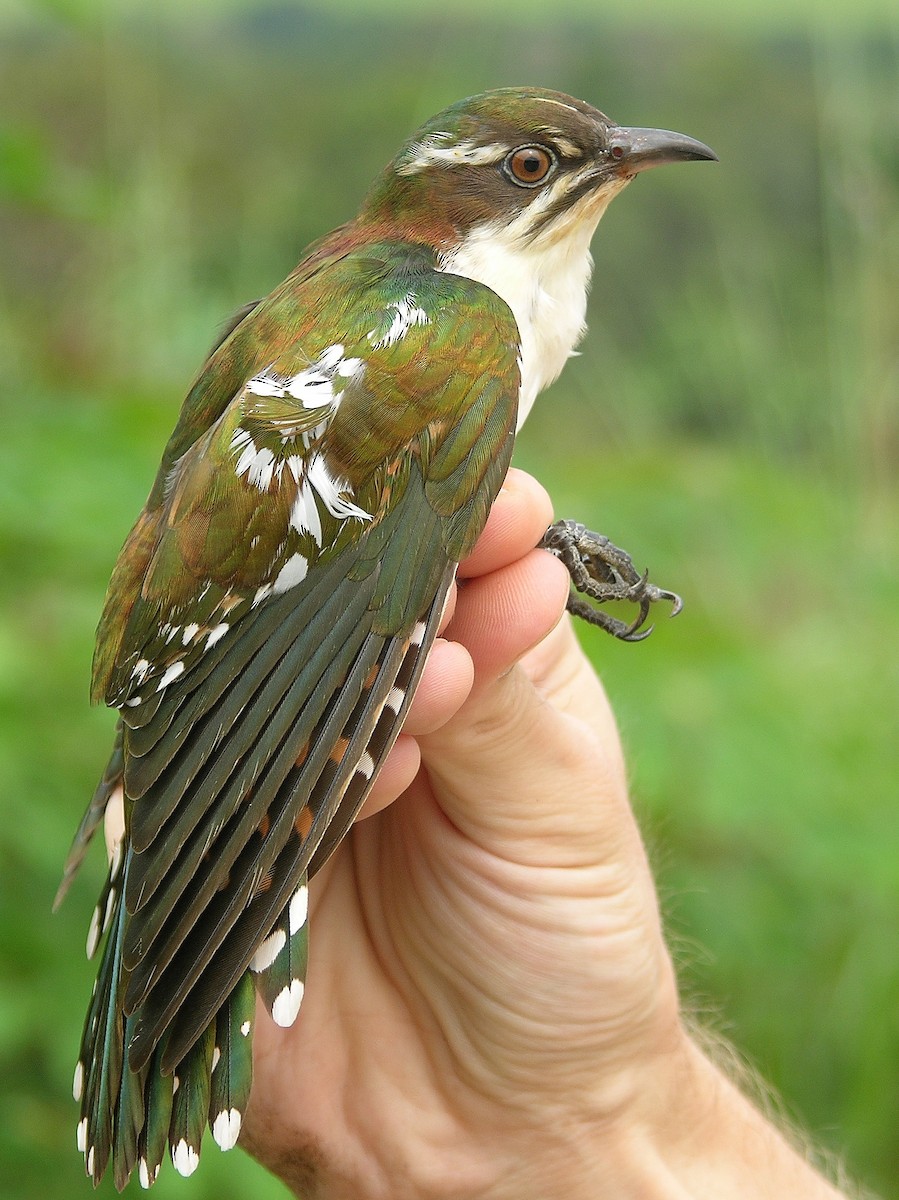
[538,519,683,642]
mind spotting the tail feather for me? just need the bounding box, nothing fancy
[168,1024,215,1178]
[112,1015,147,1190]
[250,874,309,1029]
[209,971,256,1151]
[54,725,124,911]
[79,864,128,1185]
[136,1047,173,1190]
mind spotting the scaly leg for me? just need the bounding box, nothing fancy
[539,520,683,642]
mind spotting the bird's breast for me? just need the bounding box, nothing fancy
[439,225,593,430]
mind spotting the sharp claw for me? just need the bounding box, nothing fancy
[543,519,682,642]
[621,624,654,643]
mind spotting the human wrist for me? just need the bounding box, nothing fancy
[577,1033,850,1200]
[453,1030,849,1200]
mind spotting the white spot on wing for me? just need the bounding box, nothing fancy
[289,479,322,544]
[286,369,333,409]
[279,344,365,414]
[235,439,259,477]
[306,454,372,522]
[205,622,229,649]
[385,686,405,713]
[156,660,185,691]
[271,979,305,1027]
[138,1158,155,1189]
[211,1046,221,1073]
[181,623,199,645]
[410,621,427,646]
[240,1020,251,1036]
[369,297,430,349]
[238,445,276,492]
[130,658,150,682]
[246,373,286,398]
[73,1060,84,1102]
[76,1118,87,1152]
[272,553,308,595]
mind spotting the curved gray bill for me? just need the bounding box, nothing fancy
[609,126,718,173]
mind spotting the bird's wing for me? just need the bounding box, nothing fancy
[84,244,519,1097]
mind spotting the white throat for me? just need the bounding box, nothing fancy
[438,179,627,429]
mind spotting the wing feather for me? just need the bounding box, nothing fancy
[122,572,379,976]
[70,242,521,1187]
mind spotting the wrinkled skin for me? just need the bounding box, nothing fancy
[239,467,682,1199]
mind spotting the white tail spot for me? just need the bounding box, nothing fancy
[172,1139,200,1177]
[85,906,102,959]
[410,621,427,646]
[356,751,375,780]
[288,884,308,935]
[138,1158,157,1189]
[212,1107,242,1151]
[250,929,287,972]
[271,978,305,1027]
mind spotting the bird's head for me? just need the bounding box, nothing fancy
[357,86,717,253]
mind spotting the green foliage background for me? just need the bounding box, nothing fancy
[0,2,896,1197]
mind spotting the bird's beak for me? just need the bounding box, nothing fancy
[607,126,718,175]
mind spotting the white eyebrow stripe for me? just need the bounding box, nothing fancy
[398,137,508,176]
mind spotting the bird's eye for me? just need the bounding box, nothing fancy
[504,145,555,187]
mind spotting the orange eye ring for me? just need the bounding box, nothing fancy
[504,145,555,187]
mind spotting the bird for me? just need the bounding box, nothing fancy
[56,86,715,1190]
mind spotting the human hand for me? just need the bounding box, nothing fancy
[241,467,689,1198]
[102,467,849,1198]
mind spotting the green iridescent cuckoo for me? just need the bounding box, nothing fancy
[56,87,715,1189]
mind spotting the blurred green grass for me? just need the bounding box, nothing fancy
[0,3,897,1198]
